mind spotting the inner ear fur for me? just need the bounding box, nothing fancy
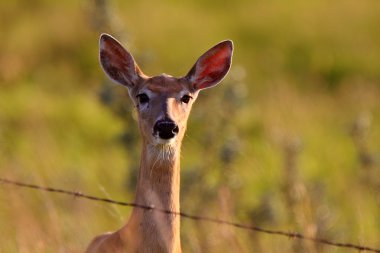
[99,33,144,87]
[186,40,233,91]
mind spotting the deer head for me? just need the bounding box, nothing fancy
[99,34,233,147]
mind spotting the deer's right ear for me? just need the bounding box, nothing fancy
[99,33,143,87]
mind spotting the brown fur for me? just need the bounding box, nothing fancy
[85,34,233,253]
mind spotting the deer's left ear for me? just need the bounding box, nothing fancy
[185,40,233,91]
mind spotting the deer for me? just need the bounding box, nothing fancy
[85,33,233,253]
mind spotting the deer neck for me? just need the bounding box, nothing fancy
[121,141,182,253]
[136,142,181,213]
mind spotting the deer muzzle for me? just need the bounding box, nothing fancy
[153,119,179,140]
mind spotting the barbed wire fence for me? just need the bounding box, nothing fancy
[1,177,379,253]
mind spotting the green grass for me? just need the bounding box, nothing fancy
[1,0,380,252]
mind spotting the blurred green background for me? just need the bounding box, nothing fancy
[1,0,380,252]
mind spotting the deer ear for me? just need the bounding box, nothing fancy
[186,40,233,91]
[99,33,143,87]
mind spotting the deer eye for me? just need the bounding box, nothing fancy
[180,94,192,104]
[136,93,149,104]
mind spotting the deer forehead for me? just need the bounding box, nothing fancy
[140,74,190,96]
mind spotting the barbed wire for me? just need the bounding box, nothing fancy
[1,177,379,252]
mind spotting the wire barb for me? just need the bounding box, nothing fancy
[0,177,379,253]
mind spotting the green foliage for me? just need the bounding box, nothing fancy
[0,0,380,252]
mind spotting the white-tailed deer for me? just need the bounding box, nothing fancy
[85,34,233,253]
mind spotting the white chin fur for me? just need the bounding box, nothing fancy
[154,137,176,146]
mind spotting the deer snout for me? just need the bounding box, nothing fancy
[153,119,179,140]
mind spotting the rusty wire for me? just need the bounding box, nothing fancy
[1,177,379,253]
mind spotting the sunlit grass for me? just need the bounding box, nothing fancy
[0,0,380,252]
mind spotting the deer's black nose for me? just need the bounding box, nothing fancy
[154,119,179,139]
